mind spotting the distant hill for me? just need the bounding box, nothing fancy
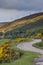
[0,12,43,39]
[0,22,10,27]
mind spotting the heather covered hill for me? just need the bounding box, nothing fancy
[0,12,43,32]
[0,12,43,39]
[4,18,43,39]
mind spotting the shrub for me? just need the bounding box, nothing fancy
[0,40,20,63]
[34,33,42,39]
[14,38,31,43]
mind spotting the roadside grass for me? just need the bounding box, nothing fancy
[0,50,40,65]
[0,39,10,44]
[0,39,41,65]
[33,42,43,49]
[0,39,7,44]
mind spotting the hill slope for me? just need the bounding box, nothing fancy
[0,22,10,27]
[0,12,43,39]
[0,12,43,32]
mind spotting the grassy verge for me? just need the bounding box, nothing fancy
[0,50,40,65]
[33,41,43,49]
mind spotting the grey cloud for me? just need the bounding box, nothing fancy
[0,9,41,22]
[0,0,43,10]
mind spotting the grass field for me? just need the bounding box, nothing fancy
[0,39,41,65]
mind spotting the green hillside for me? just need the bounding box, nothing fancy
[0,12,43,39]
[4,19,43,39]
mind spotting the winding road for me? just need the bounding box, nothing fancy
[17,39,43,54]
[17,39,43,65]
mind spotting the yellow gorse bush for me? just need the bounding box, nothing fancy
[14,38,31,43]
[34,33,42,39]
[0,40,15,63]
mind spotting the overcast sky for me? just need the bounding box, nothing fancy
[0,0,43,22]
